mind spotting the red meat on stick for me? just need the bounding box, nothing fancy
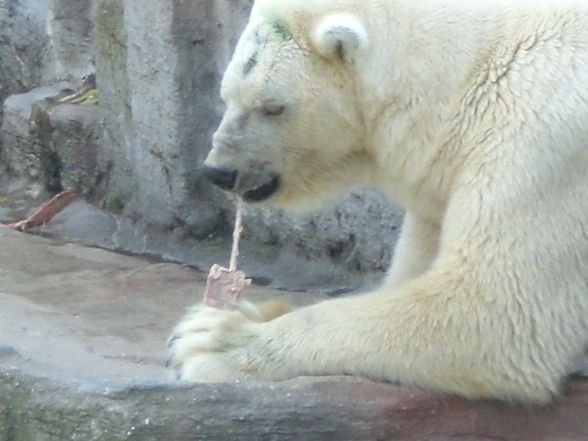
[203,204,251,308]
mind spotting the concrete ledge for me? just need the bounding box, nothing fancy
[2,370,588,440]
[0,228,587,440]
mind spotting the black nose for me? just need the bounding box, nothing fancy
[202,166,237,191]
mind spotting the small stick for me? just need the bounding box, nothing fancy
[6,191,78,231]
[229,204,243,272]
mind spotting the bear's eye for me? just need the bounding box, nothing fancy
[262,104,286,117]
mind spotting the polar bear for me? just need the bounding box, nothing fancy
[168,0,588,402]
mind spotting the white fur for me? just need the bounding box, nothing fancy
[170,0,588,402]
[313,13,369,61]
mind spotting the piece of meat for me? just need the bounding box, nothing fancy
[7,190,78,231]
[203,204,251,308]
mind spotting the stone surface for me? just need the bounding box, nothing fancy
[0,186,381,293]
[94,0,238,233]
[0,0,94,154]
[49,103,102,196]
[0,0,48,100]
[0,227,587,440]
[0,83,103,193]
[45,0,95,81]
[1,84,70,185]
[0,0,47,163]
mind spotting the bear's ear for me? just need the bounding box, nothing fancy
[313,13,369,64]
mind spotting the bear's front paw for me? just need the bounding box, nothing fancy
[167,301,291,382]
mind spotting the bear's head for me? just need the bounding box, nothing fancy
[203,5,372,211]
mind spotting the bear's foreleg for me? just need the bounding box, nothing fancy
[169,268,560,403]
[384,212,441,288]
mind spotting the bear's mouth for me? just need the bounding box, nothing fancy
[242,176,280,202]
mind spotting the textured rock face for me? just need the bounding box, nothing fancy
[46,0,95,80]
[0,0,403,281]
[0,0,47,162]
[94,0,232,232]
[0,1,47,99]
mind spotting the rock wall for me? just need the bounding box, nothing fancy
[0,1,47,101]
[0,0,403,289]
